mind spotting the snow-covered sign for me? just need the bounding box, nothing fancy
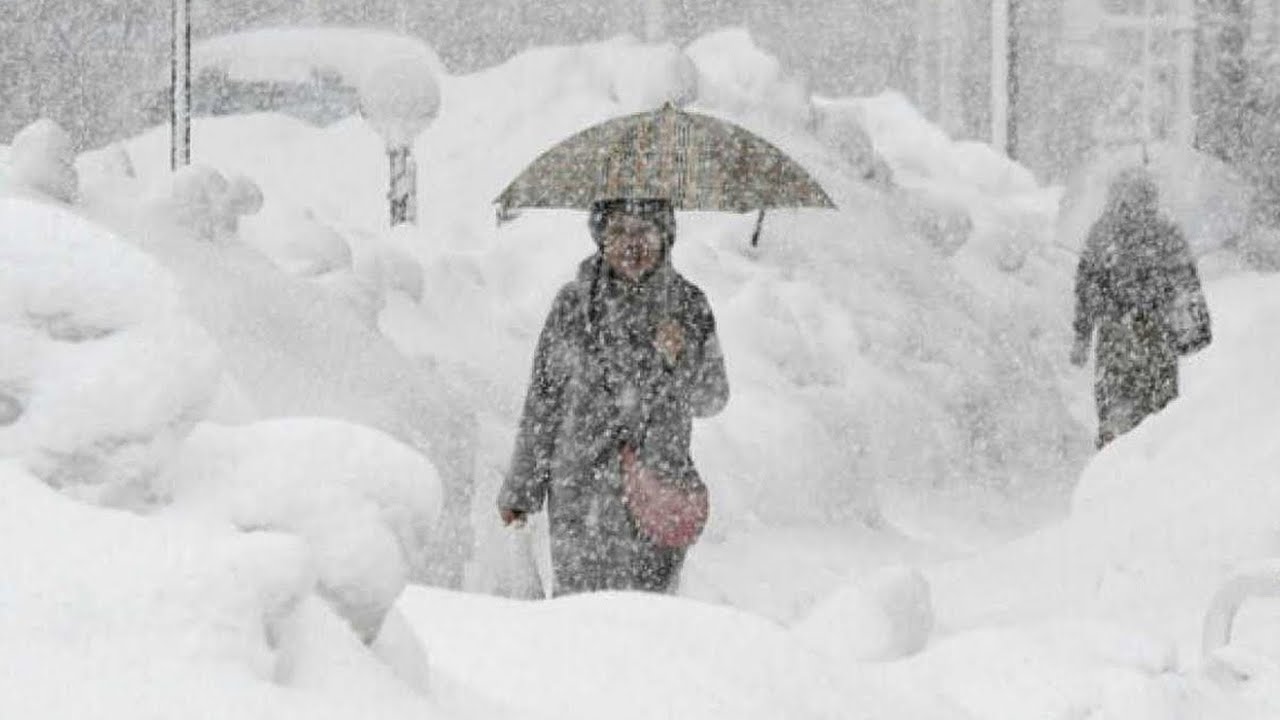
[357,54,441,149]
[349,40,441,226]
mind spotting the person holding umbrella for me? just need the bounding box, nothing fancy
[498,197,729,595]
[494,103,834,596]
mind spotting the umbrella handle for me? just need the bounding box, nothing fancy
[750,209,766,247]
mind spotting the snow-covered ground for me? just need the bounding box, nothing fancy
[2,27,1276,720]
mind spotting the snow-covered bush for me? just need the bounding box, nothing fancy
[8,118,78,202]
[165,418,443,642]
[0,197,220,507]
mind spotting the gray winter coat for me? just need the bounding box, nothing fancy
[1073,179,1209,447]
[499,253,729,596]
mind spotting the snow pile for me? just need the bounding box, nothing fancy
[92,167,478,585]
[0,197,220,507]
[166,418,443,642]
[903,273,1280,717]
[0,461,444,720]
[812,99,894,188]
[194,27,446,87]
[686,28,815,131]
[0,193,452,718]
[603,41,699,109]
[843,91,1058,274]
[398,587,959,720]
[235,207,404,324]
[796,565,934,663]
[6,118,79,202]
[852,91,1038,197]
[242,207,354,277]
[147,164,264,242]
[76,142,139,202]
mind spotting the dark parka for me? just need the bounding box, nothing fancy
[498,207,729,596]
[1073,171,1210,448]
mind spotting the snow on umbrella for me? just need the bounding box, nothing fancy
[495,103,835,243]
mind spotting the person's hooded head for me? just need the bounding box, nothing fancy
[588,197,676,283]
[1105,167,1161,225]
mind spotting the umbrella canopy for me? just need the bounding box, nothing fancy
[495,103,836,215]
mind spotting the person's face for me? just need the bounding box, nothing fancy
[602,213,663,282]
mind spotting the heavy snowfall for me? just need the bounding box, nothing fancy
[2,1,1280,718]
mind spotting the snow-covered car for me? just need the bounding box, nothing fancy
[143,26,442,127]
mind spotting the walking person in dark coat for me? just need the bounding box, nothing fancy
[498,197,729,596]
[1071,168,1211,448]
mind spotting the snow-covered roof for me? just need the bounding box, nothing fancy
[192,26,445,86]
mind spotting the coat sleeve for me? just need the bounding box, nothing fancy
[1073,223,1107,346]
[677,289,730,418]
[498,286,576,514]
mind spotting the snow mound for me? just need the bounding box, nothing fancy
[7,118,78,203]
[853,91,1037,196]
[97,195,479,586]
[0,197,220,507]
[399,586,957,720]
[76,142,140,202]
[925,275,1280,676]
[376,225,428,301]
[603,40,699,109]
[166,418,443,642]
[796,565,934,662]
[686,28,815,131]
[812,99,894,186]
[194,26,446,86]
[148,164,263,242]
[0,460,440,719]
[241,207,354,277]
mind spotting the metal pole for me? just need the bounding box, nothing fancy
[1140,0,1154,146]
[1173,0,1196,146]
[991,0,1009,153]
[170,0,191,170]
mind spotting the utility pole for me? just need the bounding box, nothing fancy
[1173,0,1196,146]
[1140,0,1155,145]
[991,0,1017,158]
[170,0,191,170]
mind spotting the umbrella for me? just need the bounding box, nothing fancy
[495,103,836,245]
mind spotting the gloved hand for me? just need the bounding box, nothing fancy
[655,319,685,366]
[1069,336,1090,367]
